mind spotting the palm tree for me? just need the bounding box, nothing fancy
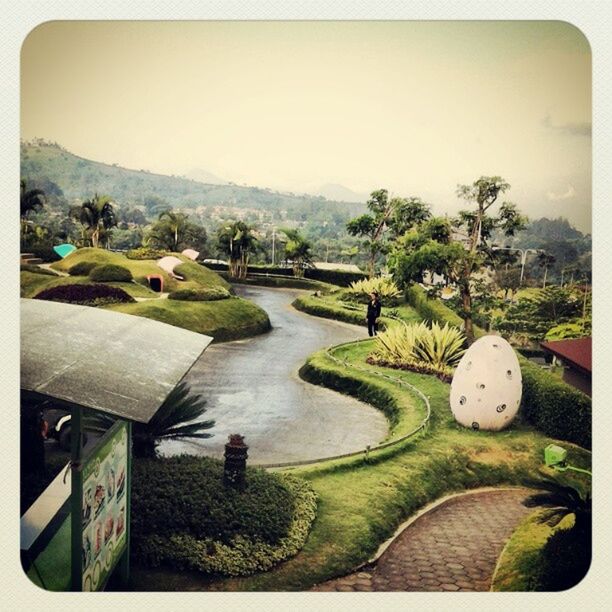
[86,381,214,458]
[282,229,313,278]
[20,179,46,245]
[152,210,189,251]
[79,194,117,248]
[522,477,591,590]
[537,252,556,288]
[217,221,258,279]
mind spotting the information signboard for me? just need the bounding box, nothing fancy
[78,420,129,591]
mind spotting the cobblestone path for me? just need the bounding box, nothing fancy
[312,488,531,592]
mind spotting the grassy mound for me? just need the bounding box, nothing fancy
[68,261,98,276]
[89,263,133,282]
[20,264,59,276]
[168,287,231,301]
[107,297,270,342]
[131,456,317,577]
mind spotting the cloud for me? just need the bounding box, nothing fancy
[547,185,576,201]
[542,115,591,137]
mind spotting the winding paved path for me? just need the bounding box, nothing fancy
[159,286,388,465]
[312,488,531,592]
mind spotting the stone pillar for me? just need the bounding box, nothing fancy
[223,434,248,488]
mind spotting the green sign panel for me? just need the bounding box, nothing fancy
[79,420,129,591]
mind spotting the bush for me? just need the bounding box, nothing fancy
[406,284,591,449]
[131,456,317,576]
[405,284,465,329]
[304,268,367,287]
[26,244,61,263]
[168,287,231,301]
[89,264,133,282]
[519,355,591,449]
[68,261,98,276]
[20,264,59,276]
[33,283,135,306]
[126,247,169,260]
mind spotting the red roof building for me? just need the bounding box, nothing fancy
[541,337,592,397]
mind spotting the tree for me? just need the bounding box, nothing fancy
[282,228,313,278]
[340,245,359,264]
[216,221,258,279]
[389,176,526,344]
[78,194,117,248]
[148,210,189,251]
[388,196,431,238]
[522,478,591,590]
[537,252,556,288]
[346,189,395,276]
[86,381,214,459]
[20,179,46,245]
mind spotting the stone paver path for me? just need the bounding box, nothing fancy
[312,488,531,592]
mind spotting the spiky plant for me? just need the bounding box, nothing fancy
[85,381,214,458]
[413,321,466,368]
[348,277,402,300]
[522,477,591,532]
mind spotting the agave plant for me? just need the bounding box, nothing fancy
[85,381,214,458]
[413,321,466,368]
[347,276,402,300]
[371,321,465,374]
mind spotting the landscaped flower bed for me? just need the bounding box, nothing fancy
[33,282,135,306]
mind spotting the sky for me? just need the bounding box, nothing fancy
[21,21,591,232]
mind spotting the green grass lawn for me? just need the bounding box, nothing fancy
[130,338,591,591]
[106,297,270,342]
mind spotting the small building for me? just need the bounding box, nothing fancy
[540,337,592,397]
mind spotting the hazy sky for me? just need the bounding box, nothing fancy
[21,21,591,231]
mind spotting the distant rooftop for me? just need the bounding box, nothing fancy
[21,299,213,423]
[541,337,592,375]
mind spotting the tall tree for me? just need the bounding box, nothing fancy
[282,228,313,278]
[216,221,258,279]
[78,194,117,248]
[537,251,556,288]
[389,177,526,343]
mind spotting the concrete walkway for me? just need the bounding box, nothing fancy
[312,488,531,592]
[158,285,388,465]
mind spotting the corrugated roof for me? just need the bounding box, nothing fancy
[21,299,213,423]
[541,337,592,375]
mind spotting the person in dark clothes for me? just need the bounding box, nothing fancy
[366,291,382,336]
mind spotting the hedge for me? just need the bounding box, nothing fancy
[68,261,98,276]
[204,262,366,287]
[33,283,135,306]
[24,244,61,263]
[126,247,169,260]
[168,287,231,301]
[406,284,591,449]
[131,456,317,576]
[89,263,133,282]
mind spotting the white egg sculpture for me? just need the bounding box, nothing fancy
[450,335,522,431]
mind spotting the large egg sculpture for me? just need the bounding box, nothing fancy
[450,335,522,431]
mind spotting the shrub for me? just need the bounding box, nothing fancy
[68,261,98,276]
[89,264,133,282]
[346,277,402,303]
[33,283,135,306]
[20,264,59,276]
[26,244,61,263]
[126,247,169,260]
[369,321,465,380]
[405,284,465,329]
[304,268,367,287]
[131,456,317,576]
[519,355,591,449]
[168,287,231,301]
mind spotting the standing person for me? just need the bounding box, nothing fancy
[366,291,382,337]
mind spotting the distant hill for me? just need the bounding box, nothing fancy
[185,167,228,185]
[315,183,368,203]
[20,140,365,217]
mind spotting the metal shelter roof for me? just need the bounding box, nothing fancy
[541,337,592,376]
[21,298,213,423]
